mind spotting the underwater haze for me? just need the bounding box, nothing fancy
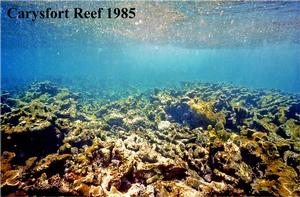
[2,1,300,92]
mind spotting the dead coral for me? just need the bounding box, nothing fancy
[1,81,300,196]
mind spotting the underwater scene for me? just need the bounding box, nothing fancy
[1,1,300,196]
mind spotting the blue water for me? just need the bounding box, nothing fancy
[2,1,300,93]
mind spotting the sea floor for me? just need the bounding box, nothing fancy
[1,81,300,196]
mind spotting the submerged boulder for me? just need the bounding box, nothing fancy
[188,99,224,127]
[165,98,224,129]
[104,111,125,127]
[157,121,171,130]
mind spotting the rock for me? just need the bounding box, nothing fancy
[277,119,300,140]
[165,98,225,129]
[157,121,171,130]
[104,111,124,126]
[33,153,71,175]
[154,181,202,197]
[89,185,104,197]
[283,151,300,173]
[1,170,21,187]
[187,99,220,128]
[213,141,254,186]
[24,81,59,101]
[252,160,299,196]
[124,116,146,129]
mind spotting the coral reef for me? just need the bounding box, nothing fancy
[1,81,300,196]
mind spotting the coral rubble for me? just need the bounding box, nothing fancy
[1,81,300,196]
